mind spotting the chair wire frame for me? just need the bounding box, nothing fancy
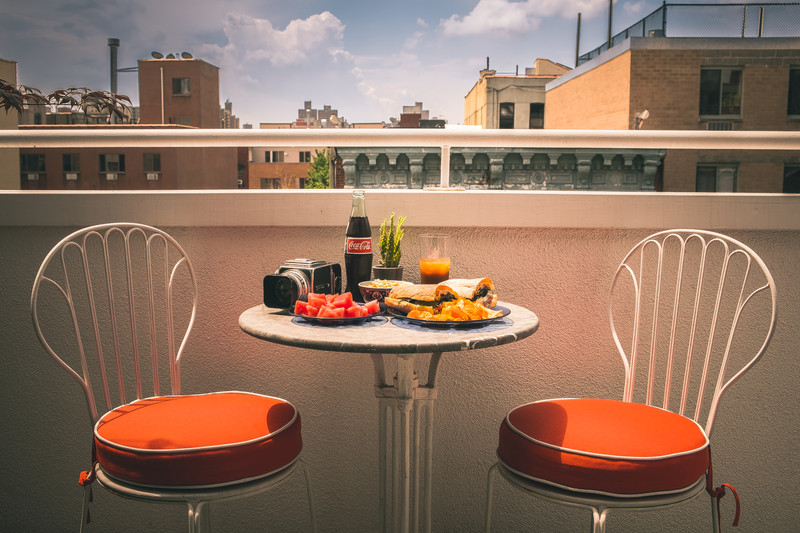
[485,229,777,533]
[30,223,316,533]
[31,223,197,424]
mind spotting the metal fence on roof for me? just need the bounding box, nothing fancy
[578,2,800,65]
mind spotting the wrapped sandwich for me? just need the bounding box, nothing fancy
[384,278,497,314]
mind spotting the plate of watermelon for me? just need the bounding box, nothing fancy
[291,292,383,325]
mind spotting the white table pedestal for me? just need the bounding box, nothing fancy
[372,352,442,533]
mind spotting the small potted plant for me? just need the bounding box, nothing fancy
[373,212,406,280]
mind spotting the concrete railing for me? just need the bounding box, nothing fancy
[4,127,800,189]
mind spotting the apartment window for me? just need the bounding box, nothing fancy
[271,151,285,163]
[264,151,271,163]
[696,165,737,192]
[299,151,312,163]
[143,153,161,173]
[788,69,800,116]
[784,165,800,193]
[62,154,79,180]
[700,69,742,116]
[172,77,190,95]
[99,154,125,173]
[499,102,515,129]
[21,153,45,180]
[143,153,161,181]
[529,103,544,129]
[260,178,280,189]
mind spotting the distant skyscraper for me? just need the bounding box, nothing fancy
[220,100,240,129]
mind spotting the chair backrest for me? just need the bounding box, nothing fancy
[609,229,776,436]
[31,223,197,425]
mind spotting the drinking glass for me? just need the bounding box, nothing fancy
[419,234,450,284]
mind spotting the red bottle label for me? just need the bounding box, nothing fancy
[346,237,372,254]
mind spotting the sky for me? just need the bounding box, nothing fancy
[2,0,698,125]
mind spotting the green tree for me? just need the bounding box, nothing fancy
[305,148,330,189]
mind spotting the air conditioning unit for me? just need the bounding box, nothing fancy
[26,173,39,181]
[65,172,79,181]
[146,172,160,181]
[707,121,733,131]
[106,173,119,181]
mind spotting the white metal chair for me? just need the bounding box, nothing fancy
[31,223,316,533]
[485,229,777,532]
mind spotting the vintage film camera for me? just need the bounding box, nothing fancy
[264,259,342,308]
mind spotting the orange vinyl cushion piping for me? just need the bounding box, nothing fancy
[94,391,302,487]
[498,398,710,496]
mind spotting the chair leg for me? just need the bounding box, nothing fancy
[79,484,91,533]
[484,462,500,533]
[710,494,721,533]
[187,500,209,533]
[591,507,608,533]
[298,459,318,533]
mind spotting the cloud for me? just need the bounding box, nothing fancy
[404,31,425,50]
[440,0,609,37]
[623,1,644,16]
[350,52,425,111]
[204,11,346,67]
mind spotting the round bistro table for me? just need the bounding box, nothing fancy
[239,302,539,533]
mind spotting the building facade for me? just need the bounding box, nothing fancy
[546,37,800,192]
[464,58,571,129]
[138,58,221,128]
[19,57,237,190]
[335,147,663,190]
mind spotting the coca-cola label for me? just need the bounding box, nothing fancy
[346,237,372,254]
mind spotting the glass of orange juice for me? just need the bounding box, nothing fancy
[419,234,450,284]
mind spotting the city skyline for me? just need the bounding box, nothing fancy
[3,0,694,125]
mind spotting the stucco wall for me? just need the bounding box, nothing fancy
[1,192,797,532]
[0,58,19,190]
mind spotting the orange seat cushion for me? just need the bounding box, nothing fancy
[498,398,709,496]
[94,392,302,487]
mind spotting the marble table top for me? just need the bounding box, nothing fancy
[239,302,539,354]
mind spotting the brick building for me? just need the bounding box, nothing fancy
[546,37,800,192]
[19,57,237,190]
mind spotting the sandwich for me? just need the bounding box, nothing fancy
[384,278,497,314]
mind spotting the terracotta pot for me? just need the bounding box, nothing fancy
[372,265,404,281]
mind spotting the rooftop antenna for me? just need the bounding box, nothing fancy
[575,12,582,67]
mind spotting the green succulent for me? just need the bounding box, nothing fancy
[379,213,406,268]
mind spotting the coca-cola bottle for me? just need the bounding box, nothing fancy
[345,189,372,301]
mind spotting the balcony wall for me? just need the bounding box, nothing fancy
[1,188,799,532]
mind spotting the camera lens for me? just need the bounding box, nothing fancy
[264,269,310,308]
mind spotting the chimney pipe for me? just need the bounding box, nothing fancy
[108,38,119,94]
[108,38,120,124]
